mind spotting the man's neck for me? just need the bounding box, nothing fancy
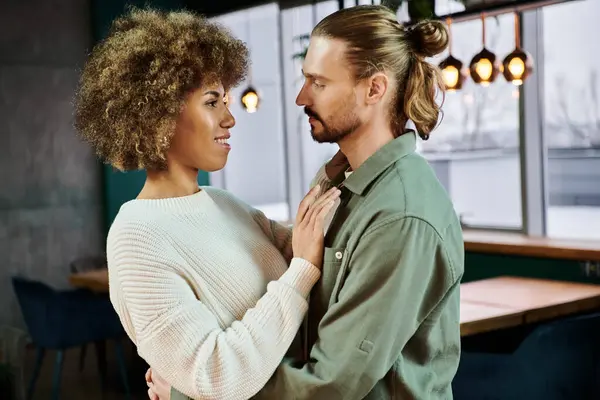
[338,123,395,171]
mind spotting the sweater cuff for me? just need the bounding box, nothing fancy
[280,258,321,298]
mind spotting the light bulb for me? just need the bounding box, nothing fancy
[439,54,465,91]
[508,58,525,78]
[502,48,533,86]
[469,48,500,86]
[242,92,258,113]
[475,58,493,81]
[241,86,260,113]
[442,66,459,88]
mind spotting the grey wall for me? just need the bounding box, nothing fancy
[0,0,104,329]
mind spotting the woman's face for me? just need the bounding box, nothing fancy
[168,83,235,172]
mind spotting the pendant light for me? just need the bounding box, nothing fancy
[241,16,260,113]
[439,17,466,92]
[469,13,500,87]
[502,12,534,85]
[241,86,259,113]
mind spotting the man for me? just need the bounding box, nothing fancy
[150,5,464,399]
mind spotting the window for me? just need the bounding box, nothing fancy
[543,0,600,240]
[424,14,522,230]
[210,4,291,222]
[210,1,600,242]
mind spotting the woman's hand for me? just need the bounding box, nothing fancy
[292,185,340,268]
[146,367,171,400]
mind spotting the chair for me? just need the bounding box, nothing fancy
[11,276,130,400]
[69,256,107,372]
[453,312,600,400]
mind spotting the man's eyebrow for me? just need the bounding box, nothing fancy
[203,90,222,97]
[301,69,330,81]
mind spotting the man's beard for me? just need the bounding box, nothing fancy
[305,106,361,144]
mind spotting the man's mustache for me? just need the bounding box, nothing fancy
[304,107,322,122]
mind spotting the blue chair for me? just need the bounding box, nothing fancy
[453,312,600,400]
[11,276,130,400]
[69,256,108,373]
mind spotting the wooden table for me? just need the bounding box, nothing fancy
[459,276,600,335]
[69,269,109,293]
[459,301,526,336]
[462,230,600,261]
[70,270,600,336]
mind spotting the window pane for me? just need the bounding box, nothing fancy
[543,1,600,240]
[424,14,522,229]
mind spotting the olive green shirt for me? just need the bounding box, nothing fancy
[255,131,464,399]
[174,131,464,399]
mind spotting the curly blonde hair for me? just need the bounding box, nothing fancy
[74,8,249,171]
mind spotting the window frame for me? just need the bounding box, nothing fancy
[519,9,548,236]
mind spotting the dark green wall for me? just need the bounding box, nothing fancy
[462,252,598,284]
[90,0,209,230]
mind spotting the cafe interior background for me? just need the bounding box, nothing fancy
[1,0,600,398]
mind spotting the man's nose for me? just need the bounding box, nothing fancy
[296,83,310,107]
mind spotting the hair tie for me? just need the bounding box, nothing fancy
[402,22,424,60]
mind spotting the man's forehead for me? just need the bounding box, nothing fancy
[308,36,346,59]
[304,36,350,77]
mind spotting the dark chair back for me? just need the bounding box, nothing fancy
[515,312,600,399]
[11,277,59,349]
[11,277,124,350]
[454,312,600,400]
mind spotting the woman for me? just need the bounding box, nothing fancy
[74,8,340,400]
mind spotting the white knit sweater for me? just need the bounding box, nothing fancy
[106,185,326,400]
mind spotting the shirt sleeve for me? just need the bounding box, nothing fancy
[108,225,321,400]
[254,215,460,400]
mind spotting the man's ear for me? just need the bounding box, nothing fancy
[364,72,389,105]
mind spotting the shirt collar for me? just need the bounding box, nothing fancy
[343,130,417,196]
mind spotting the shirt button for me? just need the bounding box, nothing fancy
[335,251,343,260]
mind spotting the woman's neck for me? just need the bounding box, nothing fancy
[138,165,200,200]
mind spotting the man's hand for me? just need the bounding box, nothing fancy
[146,367,171,400]
[325,150,350,181]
